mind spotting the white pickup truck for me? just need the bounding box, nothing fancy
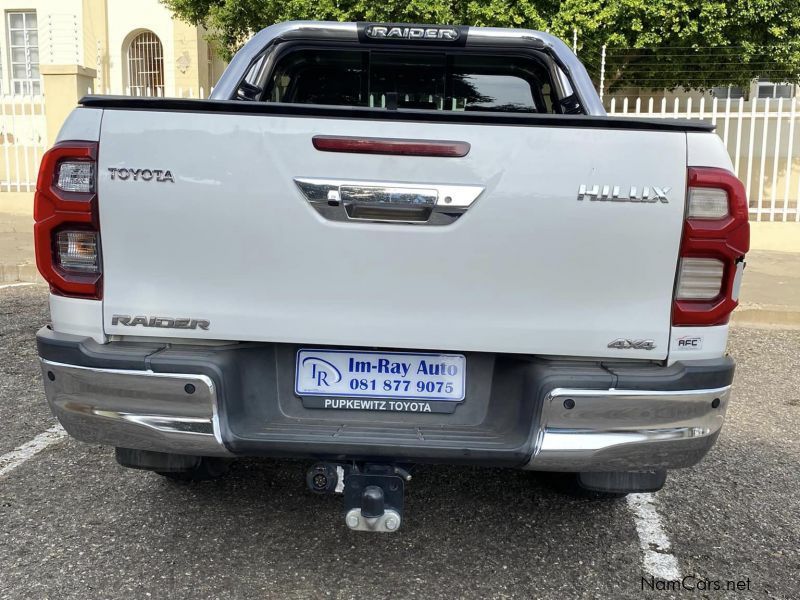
[35,21,749,532]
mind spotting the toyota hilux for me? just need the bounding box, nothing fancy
[34,21,749,532]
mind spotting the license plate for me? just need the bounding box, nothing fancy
[295,349,466,409]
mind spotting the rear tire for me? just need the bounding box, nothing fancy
[157,457,231,482]
[540,470,668,498]
[571,483,629,501]
[577,470,665,495]
[539,472,629,500]
[116,448,232,481]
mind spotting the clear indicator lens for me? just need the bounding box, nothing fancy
[56,230,99,273]
[676,257,724,300]
[688,187,728,219]
[56,161,94,193]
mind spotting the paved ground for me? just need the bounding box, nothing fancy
[1,284,798,599]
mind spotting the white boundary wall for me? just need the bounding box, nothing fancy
[610,96,800,222]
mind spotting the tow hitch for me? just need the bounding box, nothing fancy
[306,463,411,533]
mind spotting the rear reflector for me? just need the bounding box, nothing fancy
[56,230,100,273]
[672,167,749,326]
[312,136,470,157]
[676,257,724,300]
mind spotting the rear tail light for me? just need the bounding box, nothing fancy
[56,161,95,193]
[673,167,749,326]
[687,187,729,219]
[55,230,100,273]
[676,257,724,300]
[34,141,102,299]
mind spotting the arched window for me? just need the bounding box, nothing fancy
[126,31,164,95]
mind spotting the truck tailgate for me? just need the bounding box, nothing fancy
[97,109,686,360]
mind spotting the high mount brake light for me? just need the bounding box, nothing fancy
[312,135,471,157]
[673,167,749,326]
[34,141,102,299]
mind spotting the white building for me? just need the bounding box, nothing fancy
[0,0,227,96]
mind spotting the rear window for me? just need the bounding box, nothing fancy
[263,48,557,113]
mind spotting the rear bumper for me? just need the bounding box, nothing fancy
[37,327,734,471]
[40,359,232,458]
[527,386,728,471]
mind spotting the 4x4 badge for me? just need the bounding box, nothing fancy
[608,339,657,350]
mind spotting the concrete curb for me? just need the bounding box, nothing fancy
[732,306,800,329]
[0,264,41,284]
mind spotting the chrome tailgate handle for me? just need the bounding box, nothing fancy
[339,185,437,222]
[295,178,483,225]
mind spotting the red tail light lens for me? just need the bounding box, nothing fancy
[34,141,102,299]
[673,167,749,326]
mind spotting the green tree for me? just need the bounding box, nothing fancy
[163,0,800,92]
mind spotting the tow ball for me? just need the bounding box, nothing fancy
[306,463,411,533]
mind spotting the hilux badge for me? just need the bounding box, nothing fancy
[578,185,670,203]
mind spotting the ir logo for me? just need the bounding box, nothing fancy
[301,357,342,387]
